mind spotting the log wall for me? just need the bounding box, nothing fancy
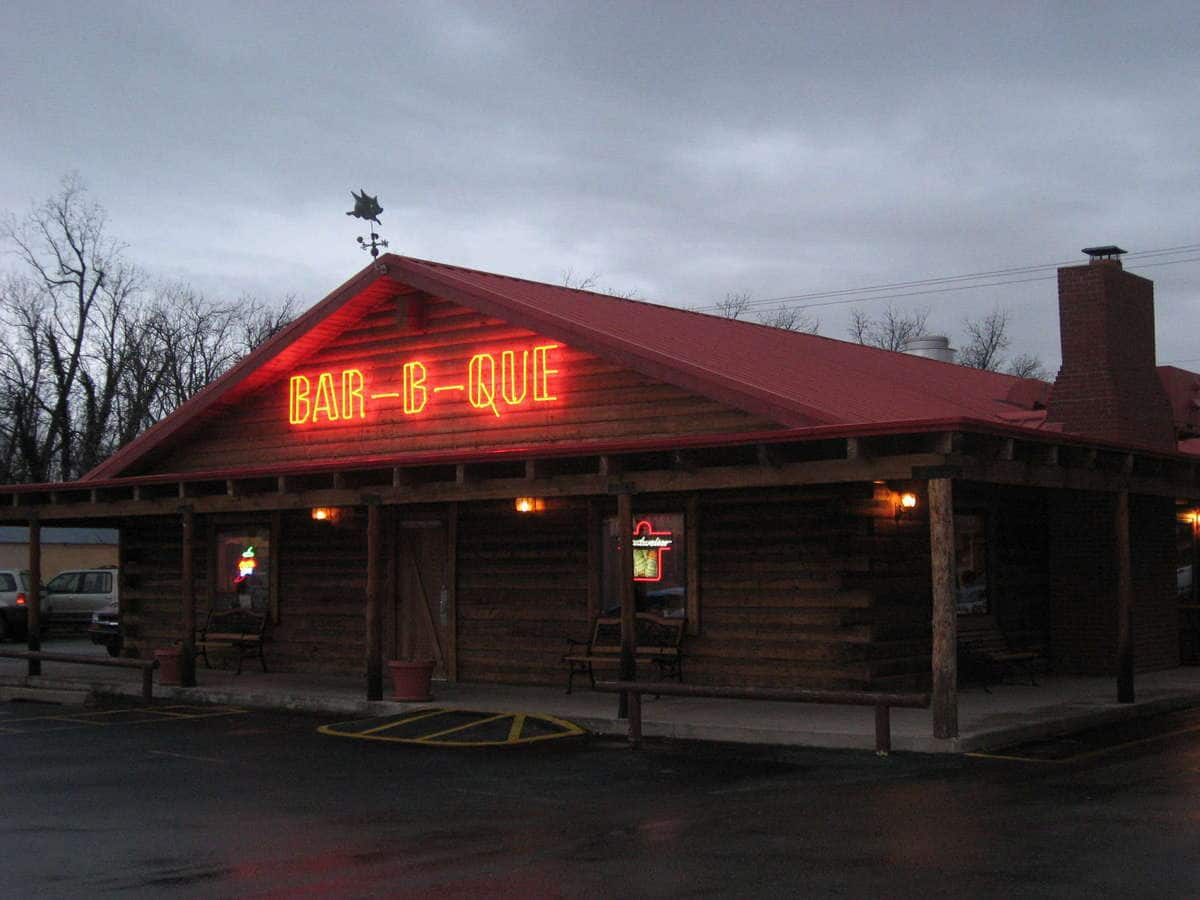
[119,482,1177,687]
[148,297,778,475]
[122,511,368,674]
[455,500,591,684]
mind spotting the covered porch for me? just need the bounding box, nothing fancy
[2,423,1197,745]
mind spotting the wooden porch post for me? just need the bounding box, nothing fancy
[928,478,958,740]
[180,506,197,687]
[617,491,635,719]
[365,500,383,701]
[1116,490,1134,703]
[26,511,41,676]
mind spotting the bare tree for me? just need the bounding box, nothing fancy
[757,305,820,333]
[238,293,298,353]
[1007,352,1049,380]
[957,307,1049,378]
[560,268,599,292]
[958,308,1011,371]
[0,176,298,483]
[0,174,145,479]
[715,290,753,320]
[848,305,931,351]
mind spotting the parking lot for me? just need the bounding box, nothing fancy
[3,695,1200,897]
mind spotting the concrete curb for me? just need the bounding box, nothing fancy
[4,670,1200,755]
[0,684,93,705]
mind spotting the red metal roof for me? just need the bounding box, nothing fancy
[84,253,1070,481]
[382,255,1044,425]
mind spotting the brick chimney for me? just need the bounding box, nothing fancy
[1045,246,1176,450]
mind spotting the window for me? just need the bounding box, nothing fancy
[46,572,81,593]
[81,572,112,593]
[0,574,14,591]
[215,526,271,612]
[955,513,988,615]
[600,512,687,618]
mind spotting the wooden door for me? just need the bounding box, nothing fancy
[395,519,449,679]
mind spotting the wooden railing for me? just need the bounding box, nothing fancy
[593,681,930,754]
[0,650,158,701]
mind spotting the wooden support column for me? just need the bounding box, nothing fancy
[269,510,282,626]
[446,502,458,683]
[686,493,701,636]
[180,506,197,687]
[365,500,383,701]
[617,491,635,719]
[26,511,41,676]
[928,478,958,740]
[586,499,601,622]
[1116,490,1134,703]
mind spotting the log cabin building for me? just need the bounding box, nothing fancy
[3,246,1199,739]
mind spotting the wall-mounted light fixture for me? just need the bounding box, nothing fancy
[514,497,545,513]
[895,492,918,520]
[311,507,337,522]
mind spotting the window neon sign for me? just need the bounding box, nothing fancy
[287,343,559,425]
[632,519,673,582]
[234,546,257,583]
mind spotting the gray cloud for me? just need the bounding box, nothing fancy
[2,0,1198,371]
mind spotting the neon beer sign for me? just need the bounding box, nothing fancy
[288,343,559,425]
[632,519,673,582]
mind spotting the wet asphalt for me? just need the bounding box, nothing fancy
[2,696,1200,898]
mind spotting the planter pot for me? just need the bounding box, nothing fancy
[387,659,435,701]
[155,647,183,685]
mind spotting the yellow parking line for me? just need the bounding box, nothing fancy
[507,714,526,743]
[356,708,447,736]
[417,713,509,742]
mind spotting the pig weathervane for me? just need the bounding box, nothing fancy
[347,189,388,263]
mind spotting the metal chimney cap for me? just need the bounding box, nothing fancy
[1082,245,1127,259]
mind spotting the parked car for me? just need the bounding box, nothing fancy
[43,566,119,628]
[88,603,122,657]
[0,569,33,641]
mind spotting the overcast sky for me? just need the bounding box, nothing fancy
[3,1,1198,372]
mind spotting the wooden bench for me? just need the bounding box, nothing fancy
[957,617,1040,689]
[563,613,685,694]
[198,607,268,674]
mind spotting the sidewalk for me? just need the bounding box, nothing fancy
[4,638,1200,753]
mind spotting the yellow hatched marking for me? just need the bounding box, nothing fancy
[317,708,587,747]
[416,713,509,742]
[357,709,448,736]
[507,714,526,743]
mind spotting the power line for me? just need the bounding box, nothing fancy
[694,243,1200,313]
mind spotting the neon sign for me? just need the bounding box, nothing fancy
[288,343,560,425]
[632,519,673,582]
[234,546,257,583]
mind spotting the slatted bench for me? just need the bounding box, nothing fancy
[563,612,685,694]
[198,608,268,674]
[957,617,1040,689]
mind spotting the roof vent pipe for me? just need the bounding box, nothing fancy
[901,334,956,363]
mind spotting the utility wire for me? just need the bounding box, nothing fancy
[694,243,1200,313]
